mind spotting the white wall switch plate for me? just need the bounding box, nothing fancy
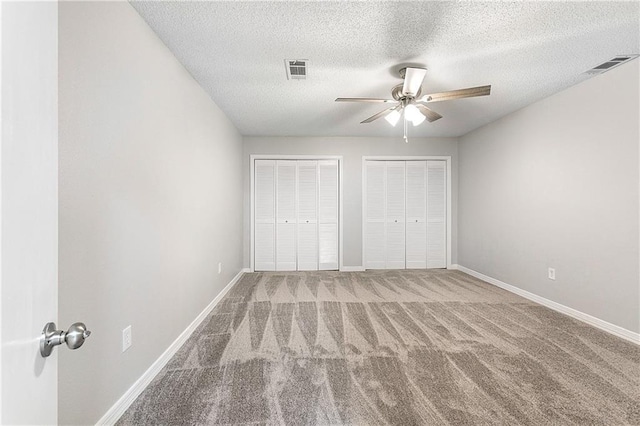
[218,262,222,274]
[548,268,556,280]
[122,326,132,352]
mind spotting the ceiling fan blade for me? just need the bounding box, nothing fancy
[402,67,427,97]
[335,97,395,103]
[421,85,491,103]
[415,104,443,122]
[360,106,398,124]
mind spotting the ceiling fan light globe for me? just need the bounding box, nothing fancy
[411,113,426,126]
[385,110,401,126]
[404,104,421,122]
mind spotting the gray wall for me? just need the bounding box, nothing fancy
[58,2,243,424]
[243,136,458,268]
[458,60,639,333]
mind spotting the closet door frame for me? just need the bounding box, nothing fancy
[250,155,343,272]
[362,156,452,269]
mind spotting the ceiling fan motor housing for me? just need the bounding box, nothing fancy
[392,83,422,101]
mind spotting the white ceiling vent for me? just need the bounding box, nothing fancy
[285,59,308,80]
[584,55,638,75]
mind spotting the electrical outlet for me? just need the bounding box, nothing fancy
[122,326,132,352]
[218,262,222,274]
[548,268,556,280]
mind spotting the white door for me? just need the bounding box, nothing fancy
[427,160,447,268]
[318,160,339,270]
[364,159,447,271]
[385,161,406,269]
[364,161,386,269]
[254,160,276,271]
[254,158,340,272]
[1,2,59,423]
[297,161,318,271]
[276,160,297,271]
[406,161,427,269]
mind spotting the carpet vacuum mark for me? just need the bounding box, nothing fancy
[118,270,640,425]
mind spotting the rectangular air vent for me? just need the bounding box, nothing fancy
[285,59,308,80]
[584,54,638,75]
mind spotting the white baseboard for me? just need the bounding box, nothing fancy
[340,266,365,272]
[241,267,251,273]
[450,264,639,345]
[242,267,364,273]
[95,270,246,425]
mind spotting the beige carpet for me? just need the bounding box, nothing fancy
[118,270,639,425]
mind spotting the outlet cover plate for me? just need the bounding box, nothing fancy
[122,326,132,352]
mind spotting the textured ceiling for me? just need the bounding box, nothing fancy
[130,1,639,138]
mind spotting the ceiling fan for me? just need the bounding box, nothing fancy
[335,67,491,142]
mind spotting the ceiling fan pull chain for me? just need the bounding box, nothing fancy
[404,115,409,143]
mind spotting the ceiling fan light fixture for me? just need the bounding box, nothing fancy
[411,112,426,126]
[385,109,401,126]
[404,103,423,123]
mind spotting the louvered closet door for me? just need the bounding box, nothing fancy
[365,161,386,269]
[276,160,297,271]
[427,160,446,268]
[297,161,318,271]
[254,160,276,271]
[386,161,406,269]
[406,161,427,269]
[318,160,339,270]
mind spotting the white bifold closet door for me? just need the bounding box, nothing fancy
[364,159,446,270]
[254,160,276,271]
[254,159,339,271]
[276,160,297,271]
[318,160,339,270]
[385,161,406,269]
[406,161,427,269]
[364,161,386,269]
[427,160,446,268]
[297,161,318,271]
